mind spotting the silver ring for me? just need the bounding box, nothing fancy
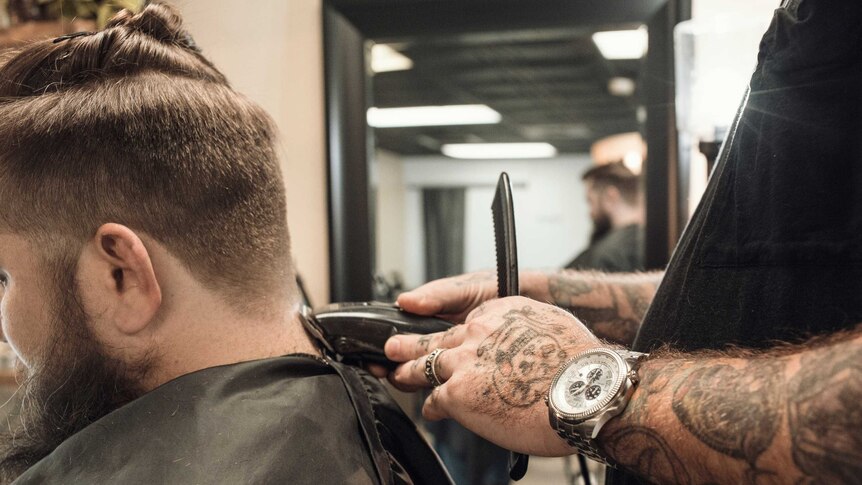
[424,348,447,387]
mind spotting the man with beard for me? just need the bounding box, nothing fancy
[0,4,450,484]
[565,163,644,273]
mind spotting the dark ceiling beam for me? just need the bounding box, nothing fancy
[473,83,605,97]
[410,26,605,47]
[328,0,668,41]
[374,59,597,83]
[405,42,599,65]
[450,64,600,83]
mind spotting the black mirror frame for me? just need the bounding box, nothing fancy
[323,0,691,302]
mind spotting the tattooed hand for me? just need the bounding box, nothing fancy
[385,296,601,456]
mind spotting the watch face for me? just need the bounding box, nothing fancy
[550,350,624,418]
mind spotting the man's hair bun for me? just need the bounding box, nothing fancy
[106,3,199,51]
[0,1,221,97]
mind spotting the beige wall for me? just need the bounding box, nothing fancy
[180,0,330,305]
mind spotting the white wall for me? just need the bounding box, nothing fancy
[372,150,407,283]
[179,0,330,304]
[681,0,779,216]
[378,155,594,289]
[680,0,778,137]
[693,0,779,21]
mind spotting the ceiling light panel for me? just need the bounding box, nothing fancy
[441,143,558,160]
[592,27,648,60]
[367,105,502,128]
[371,44,414,73]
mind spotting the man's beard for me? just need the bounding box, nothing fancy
[0,257,151,483]
[590,212,613,244]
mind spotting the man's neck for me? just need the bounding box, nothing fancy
[145,304,321,390]
[610,205,644,229]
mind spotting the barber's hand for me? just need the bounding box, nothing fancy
[385,296,601,456]
[396,270,544,323]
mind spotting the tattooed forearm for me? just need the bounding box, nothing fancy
[672,361,784,484]
[603,426,693,485]
[787,340,862,483]
[597,326,862,485]
[541,270,661,346]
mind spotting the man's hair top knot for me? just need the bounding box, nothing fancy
[105,3,200,52]
[0,2,220,98]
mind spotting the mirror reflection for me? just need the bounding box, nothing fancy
[370,26,648,299]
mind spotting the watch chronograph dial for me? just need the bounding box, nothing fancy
[552,351,623,416]
[568,380,586,395]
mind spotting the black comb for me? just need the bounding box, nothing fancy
[492,172,519,298]
[491,172,529,480]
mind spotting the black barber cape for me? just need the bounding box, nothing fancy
[566,224,645,273]
[610,0,862,483]
[13,355,452,485]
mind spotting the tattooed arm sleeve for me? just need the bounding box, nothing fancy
[596,326,862,485]
[524,270,663,346]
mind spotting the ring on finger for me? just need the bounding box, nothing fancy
[424,348,447,387]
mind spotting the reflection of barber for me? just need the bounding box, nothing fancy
[374,1,862,483]
[566,162,644,273]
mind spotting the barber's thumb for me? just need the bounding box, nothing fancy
[384,337,402,361]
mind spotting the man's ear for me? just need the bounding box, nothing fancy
[602,186,622,206]
[82,223,162,335]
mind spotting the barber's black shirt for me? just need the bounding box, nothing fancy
[610,0,862,483]
[566,224,645,273]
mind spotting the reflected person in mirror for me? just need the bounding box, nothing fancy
[566,162,644,273]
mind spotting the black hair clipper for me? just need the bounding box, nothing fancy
[300,302,453,368]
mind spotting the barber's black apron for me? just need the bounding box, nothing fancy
[611,0,862,483]
[13,355,453,485]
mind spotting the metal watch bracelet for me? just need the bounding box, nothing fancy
[553,420,615,466]
[550,349,647,467]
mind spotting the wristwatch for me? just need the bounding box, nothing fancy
[546,348,647,465]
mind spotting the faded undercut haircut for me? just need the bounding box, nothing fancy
[0,3,296,309]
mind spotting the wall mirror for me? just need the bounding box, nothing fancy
[324,0,691,301]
